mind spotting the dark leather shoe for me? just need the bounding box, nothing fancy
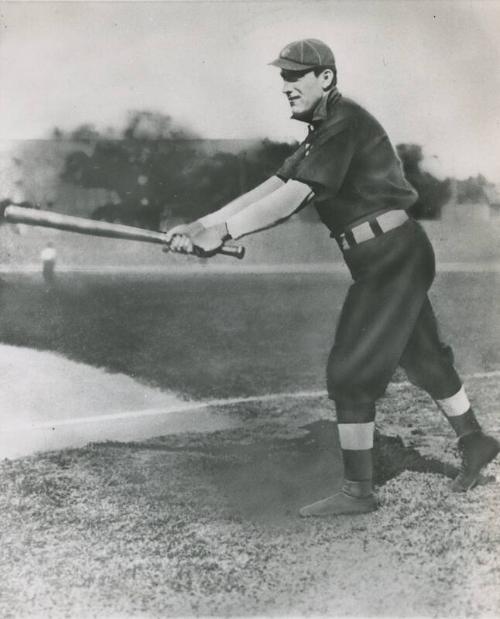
[452,431,500,492]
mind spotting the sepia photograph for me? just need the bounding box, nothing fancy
[0,0,499,616]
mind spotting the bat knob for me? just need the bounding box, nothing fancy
[219,244,245,260]
[233,246,245,260]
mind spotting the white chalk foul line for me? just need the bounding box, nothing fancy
[3,370,500,433]
[2,390,325,432]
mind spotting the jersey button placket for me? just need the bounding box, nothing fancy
[305,124,315,157]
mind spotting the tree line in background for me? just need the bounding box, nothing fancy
[2,111,497,229]
[56,111,295,229]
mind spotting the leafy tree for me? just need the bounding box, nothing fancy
[70,124,100,143]
[456,174,489,204]
[396,144,451,220]
[60,113,299,228]
[60,112,198,229]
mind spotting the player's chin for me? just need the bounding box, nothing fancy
[290,107,312,121]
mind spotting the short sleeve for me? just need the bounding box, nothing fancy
[275,143,308,181]
[293,119,356,199]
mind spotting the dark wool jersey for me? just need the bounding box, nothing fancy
[276,89,418,235]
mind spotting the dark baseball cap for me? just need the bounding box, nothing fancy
[269,39,336,71]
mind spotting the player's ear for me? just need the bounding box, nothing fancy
[320,68,335,91]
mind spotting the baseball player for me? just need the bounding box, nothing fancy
[40,242,57,286]
[166,39,499,516]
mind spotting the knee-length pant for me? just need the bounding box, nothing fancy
[327,219,462,415]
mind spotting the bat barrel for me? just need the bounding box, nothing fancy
[4,206,166,244]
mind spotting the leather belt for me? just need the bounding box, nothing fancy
[335,210,409,251]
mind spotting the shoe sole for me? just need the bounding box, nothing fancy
[299,503,378,517]
[299,508,377,517]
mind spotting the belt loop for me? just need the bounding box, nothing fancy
[369,220,383,236]
[335,235,348,251]
[345,230,356,247]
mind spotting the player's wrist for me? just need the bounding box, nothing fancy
[188,220,206,237]
[225,220,239,240]
[210,222,231,242]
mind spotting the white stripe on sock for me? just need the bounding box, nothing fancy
[436,386,470,417]
[338,422,375,450]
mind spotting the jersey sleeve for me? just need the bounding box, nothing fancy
[275,145,308,181]
[277,118,357,200]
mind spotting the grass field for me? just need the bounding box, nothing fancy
[1,269,499,398]
[1,269,499,617]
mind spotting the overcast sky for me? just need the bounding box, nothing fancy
[0,0,499,180]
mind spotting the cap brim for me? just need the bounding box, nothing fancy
[268,57,315,71]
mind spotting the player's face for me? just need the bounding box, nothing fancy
[281,69,324,120]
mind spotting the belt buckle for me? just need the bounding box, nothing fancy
[352,221,374,244]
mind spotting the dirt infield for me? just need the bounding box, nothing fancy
[1,376,499,617]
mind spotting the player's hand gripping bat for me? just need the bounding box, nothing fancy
[3,206,245,260]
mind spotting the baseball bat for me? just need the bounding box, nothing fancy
[4,206,245,260]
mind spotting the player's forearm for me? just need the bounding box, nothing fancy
[225,180,313,240]
[198,176,285,227]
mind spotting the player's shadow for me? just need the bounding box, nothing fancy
[210,419,459,523]
[105,419,461,523]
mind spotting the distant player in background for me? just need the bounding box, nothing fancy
[40,242,57,287]
[166,39,499,516]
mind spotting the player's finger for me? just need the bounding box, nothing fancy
[165,227,184,243]
[169,234,186,252]
[170,235,193,254]
[178,236,192,253]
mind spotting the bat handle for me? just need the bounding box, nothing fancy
[218,244,245,260]
[191,243,245,260]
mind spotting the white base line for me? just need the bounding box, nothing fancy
[2,390,325,432]
[3,371,500,433]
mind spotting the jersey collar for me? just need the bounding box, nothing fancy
[310,87,342,126]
